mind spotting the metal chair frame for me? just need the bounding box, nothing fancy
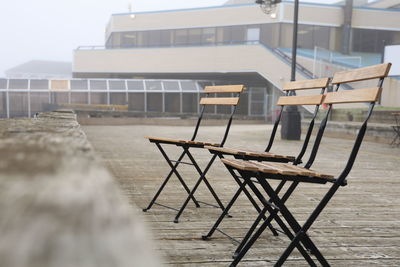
[142,86,243,223]
[202,83,329,243]
[227,64,390,266]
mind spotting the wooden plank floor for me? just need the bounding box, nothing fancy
[83,124,400,266]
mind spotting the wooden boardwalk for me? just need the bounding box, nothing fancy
[84,124,400,266]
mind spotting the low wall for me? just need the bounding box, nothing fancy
[0,110,161,267]
[302,120,395,144]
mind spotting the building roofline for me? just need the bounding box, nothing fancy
[110,0,400,18]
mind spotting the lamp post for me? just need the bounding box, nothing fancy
[256,0,301,140]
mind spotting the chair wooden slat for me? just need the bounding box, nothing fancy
[277,95,324,106]
[331,63,391,84]
[324,87,382,104]
[283,78,329,91]
[222,159,334,178]
[204,85,245,93]
[221,158,259,172]
[200,97,239,106]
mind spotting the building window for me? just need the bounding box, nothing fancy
[202,28,216,45]
[175,29,188,46]
[231,25,246,44]
[246,27,260,44]
[160,30,173,46]
[121,32,137,48]
[188,28,202,45]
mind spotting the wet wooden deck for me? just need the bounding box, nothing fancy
[84,124,400,266]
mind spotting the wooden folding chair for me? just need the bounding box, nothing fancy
[201,78,330,242]
[142,85,245,223]
[222,63,391,266]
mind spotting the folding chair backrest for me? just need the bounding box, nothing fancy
[304,63,391,173]
[191,85,245,146]
[266,78,329,164]
[325,63,391,182]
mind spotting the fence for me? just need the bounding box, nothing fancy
[0,78,276,119]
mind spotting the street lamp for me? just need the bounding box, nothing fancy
[256,0,301,140]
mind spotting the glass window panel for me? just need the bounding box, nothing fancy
[313,26,330,49]
[175,29,188,46]
[121,32,137,48]
[165,93,180,113]
[163,81,180,91]
[127,80,144,90]
[112,32,121,48]
[202,27,216,45]
[148,30,161,47]
[9,79,28,89]
[160,30,173,46]
[71,92,88,104]
[0,79,7,89]
[50,92,69,104]
[279,23,293,48]
[109,80,126,90]
[181,81,197,91]
[250,102,265,115]
[30,92,50,114]
[128,92,145,111]
[145,81,162,91]
[30,79,49,90]
[90,92,107,104]
[231,25,246,44]
[110,92,126,105]
[0,92,6,117]
[216,93,232,114]
[9,92,29,117]
[246,27,260,44]
[182,93,198,113]
[188,28,202,45]
[222,26,232,44]
[261,23,280,48]
[71,80,89,90]
[235,91,249,116]
[89,80,106,90]
[147,93,162,112]
[197,81,213,90]
[136,32,148,47]
[297,25,314,49]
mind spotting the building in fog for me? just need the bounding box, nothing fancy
[72,0,400,112]
[2,0,399,119]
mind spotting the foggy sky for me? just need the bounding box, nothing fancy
[0,0,337,77]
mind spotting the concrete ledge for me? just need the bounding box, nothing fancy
[0,110,161,267]
[302,120,396,144]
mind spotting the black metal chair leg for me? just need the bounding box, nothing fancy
[143,144,200,213]
[258,177,329,266]
[202,179,248,240]
[157,144,201,207]
[174,150,223,223]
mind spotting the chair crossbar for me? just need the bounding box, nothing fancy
[199,97,240,106]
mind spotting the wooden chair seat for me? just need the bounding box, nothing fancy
[145,136,220,147]
[221,158,334,182]
[205,146,295,161]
